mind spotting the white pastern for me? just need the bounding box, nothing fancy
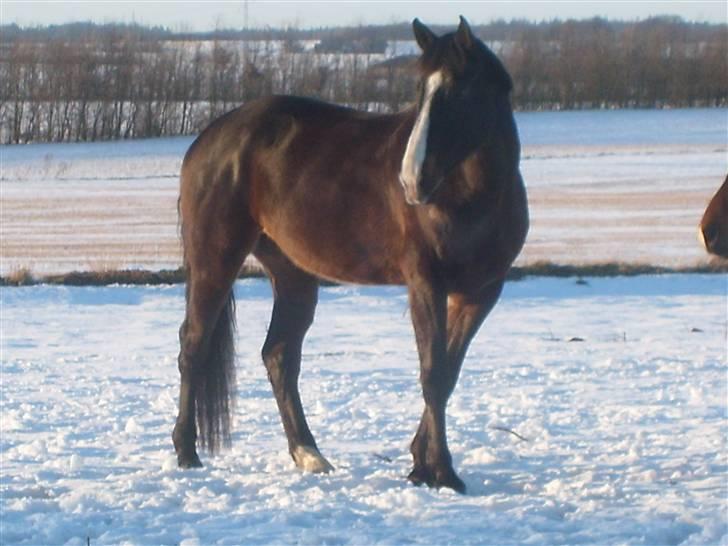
[293,445,334,473]
[399,70,444,197]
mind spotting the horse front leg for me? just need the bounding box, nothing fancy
[408,279,505,493]
[406,273,461,491]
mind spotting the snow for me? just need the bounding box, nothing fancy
[1,107,727,542]
[1,275,726,545]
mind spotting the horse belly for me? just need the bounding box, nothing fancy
[260,216,404,286]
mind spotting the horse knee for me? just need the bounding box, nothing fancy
[420,367,450,407]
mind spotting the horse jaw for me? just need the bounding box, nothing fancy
[293,445,334,473]
[399,70,444,204]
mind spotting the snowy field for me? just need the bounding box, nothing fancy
[1,108,727,545]
[1,275,726,545]
[1,108,726,274]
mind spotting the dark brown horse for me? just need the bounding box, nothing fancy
[173,17,528,492]
[700,175,728,258]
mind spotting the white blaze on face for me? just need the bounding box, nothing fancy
[399,70,444,200]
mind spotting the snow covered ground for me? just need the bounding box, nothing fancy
[1,108,726,274]
[2,275,726,545]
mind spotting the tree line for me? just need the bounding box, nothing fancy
[1,16,725,143]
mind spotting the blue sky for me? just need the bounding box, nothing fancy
[2,1,726,30]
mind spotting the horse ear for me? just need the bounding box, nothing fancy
[454,15,475,51]
[413,18,437,51]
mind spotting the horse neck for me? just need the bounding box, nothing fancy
[436,143,517,210]
[390,107,418,155]
[363,107,416,183]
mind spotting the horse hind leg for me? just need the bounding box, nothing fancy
[174,206,260,468]
[175,282,236,468]
[254,236,333,473]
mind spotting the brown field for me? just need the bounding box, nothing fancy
[0,143,722,278]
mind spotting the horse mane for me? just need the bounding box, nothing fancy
[418,32,513,92]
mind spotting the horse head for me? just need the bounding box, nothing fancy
[700,175,728,258]
[399,16,514,205]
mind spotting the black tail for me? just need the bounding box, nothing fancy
[195,290,237,454]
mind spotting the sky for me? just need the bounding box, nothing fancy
[2,1,726,31]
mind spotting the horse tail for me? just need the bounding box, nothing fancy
[194,282,237,454]
[179,217,238,455]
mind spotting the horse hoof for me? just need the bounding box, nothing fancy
[437,471,466,494]
[293,445,334,473]
[408,465,466,494]
[407,465,430,487]
[177,452,203,469]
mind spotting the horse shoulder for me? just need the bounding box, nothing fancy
[411,170,527,292]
